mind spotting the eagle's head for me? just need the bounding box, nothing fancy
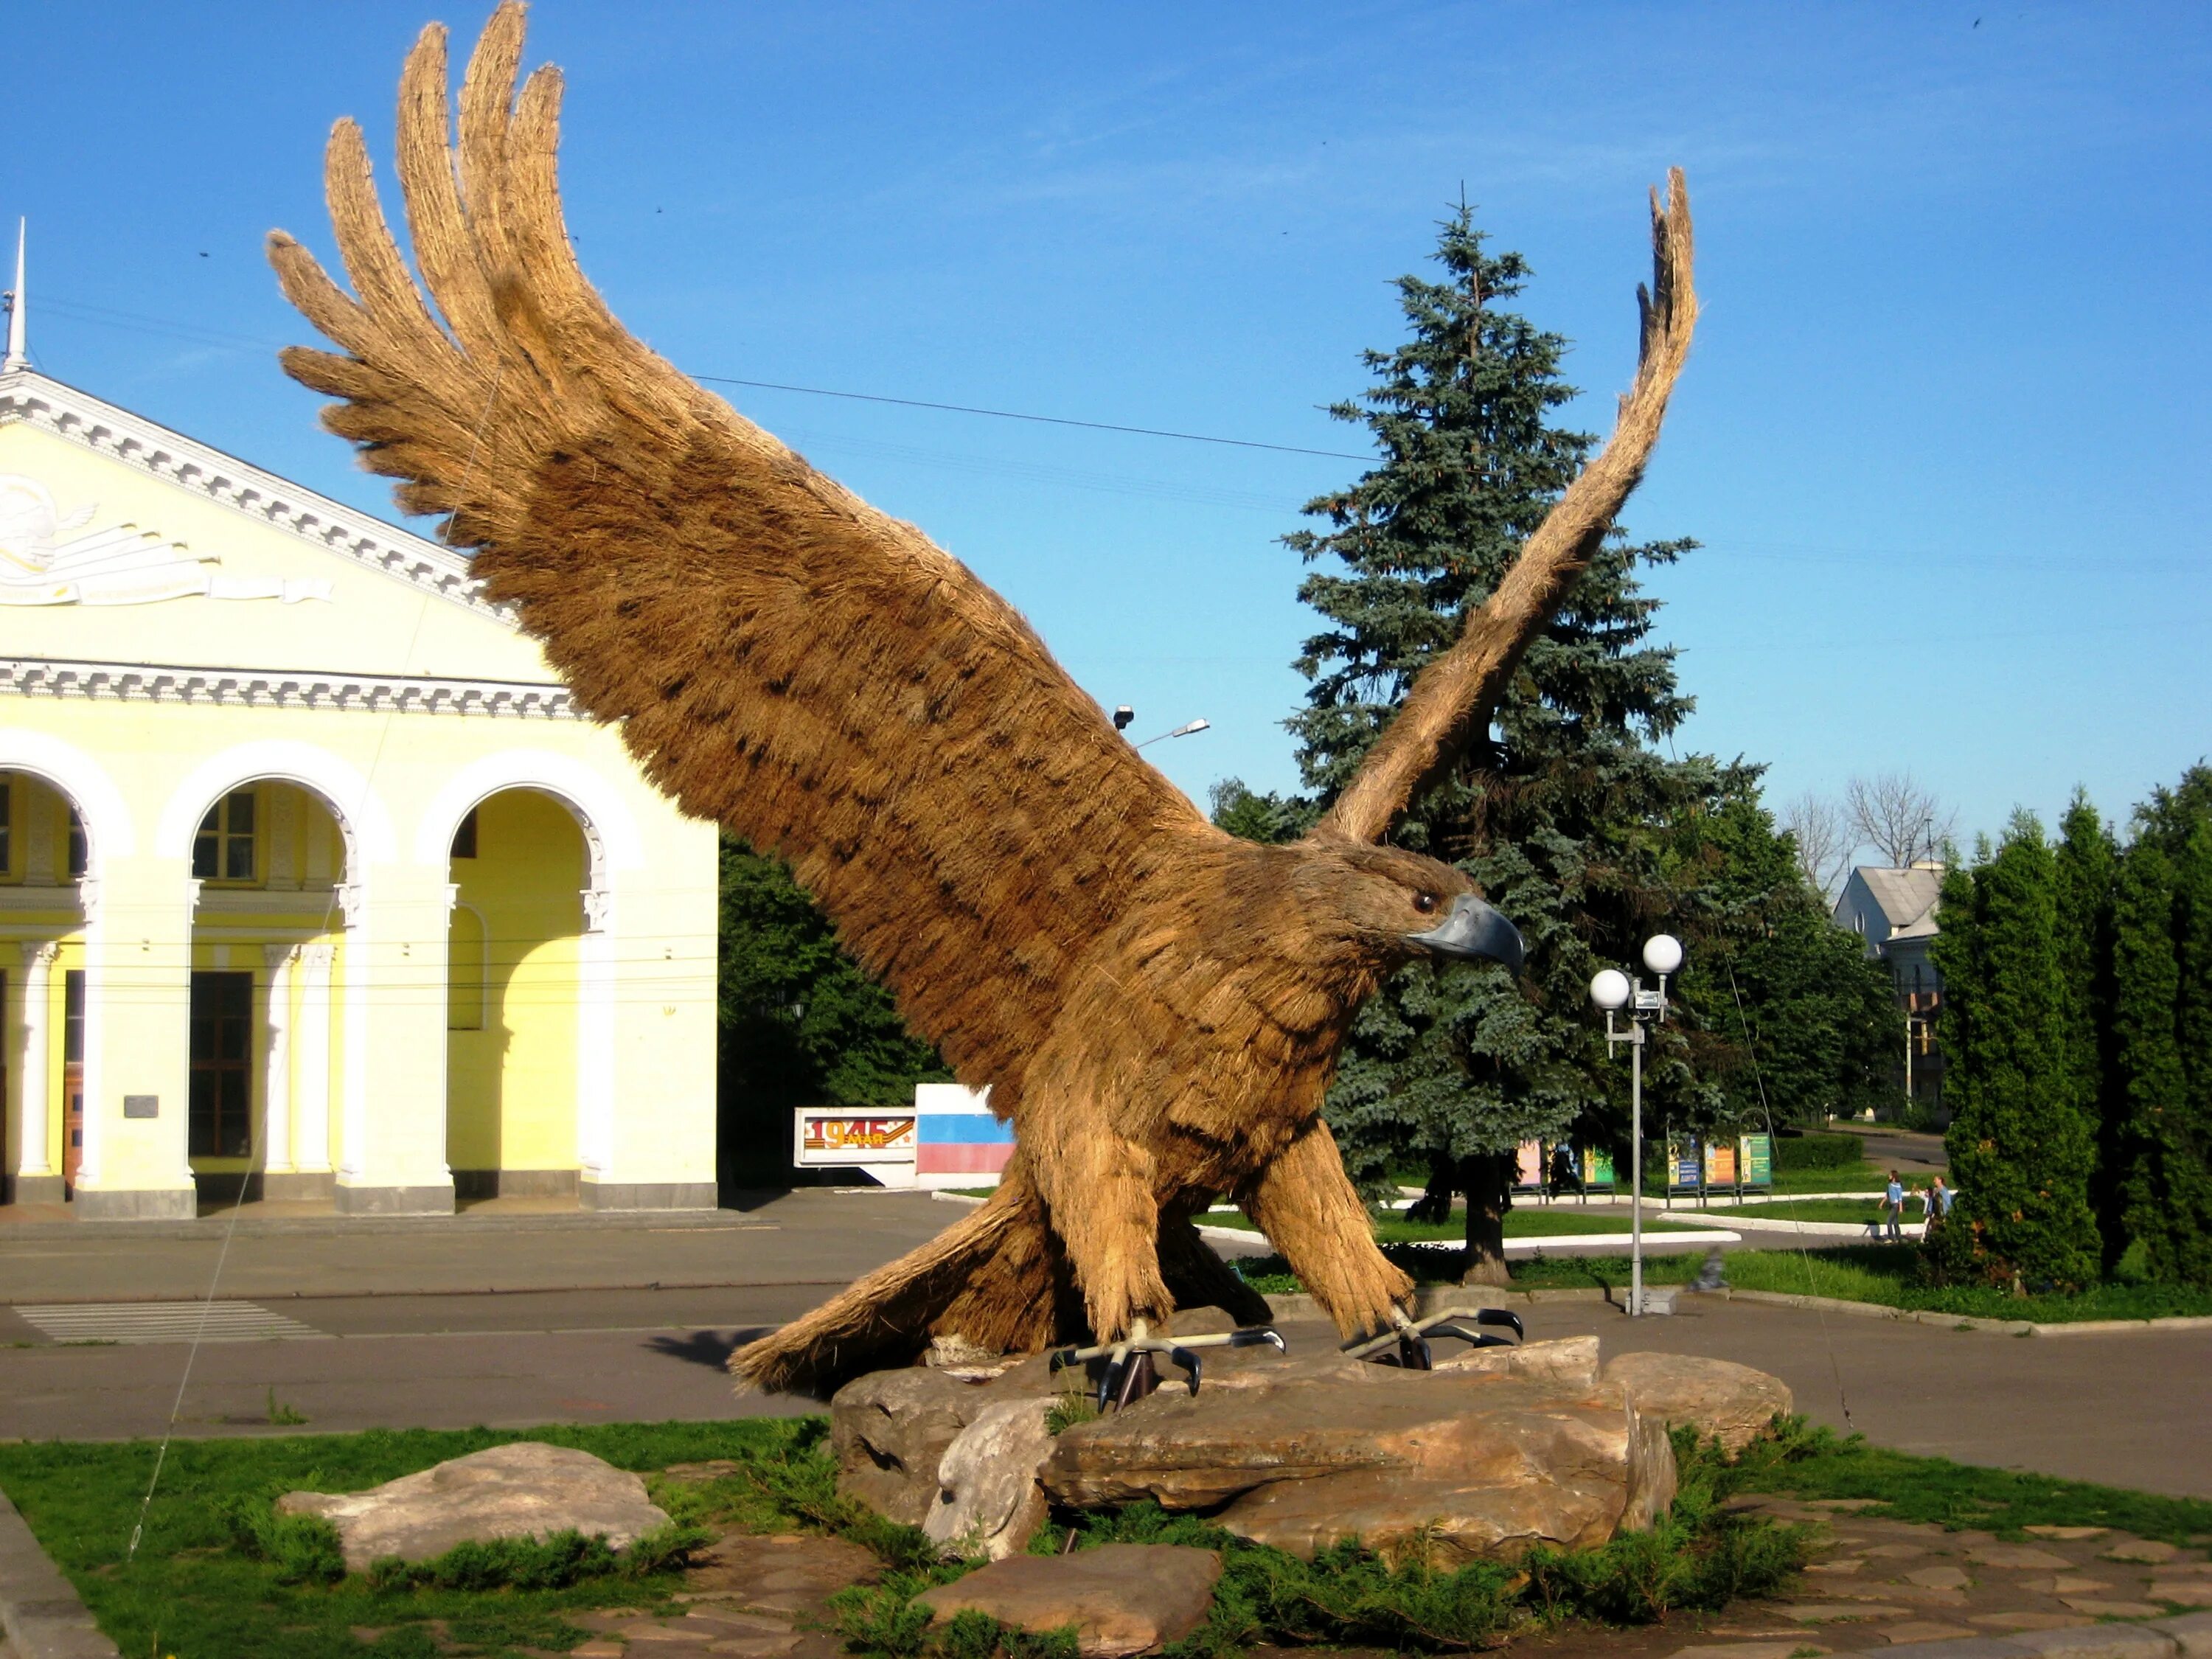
[1273,837,1524,980]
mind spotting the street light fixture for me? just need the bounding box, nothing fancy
[1590,933,1680,1317]
[1132,718,1210,750]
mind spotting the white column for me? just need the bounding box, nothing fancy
[576,886,616,1179]
[262,945,296,1175]
[14,941,58,1179]
[292,942,333,1174]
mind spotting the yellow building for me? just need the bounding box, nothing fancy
[0,339,719,1219]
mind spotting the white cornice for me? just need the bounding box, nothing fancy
[0,367,509,622]
[1,656,577,720]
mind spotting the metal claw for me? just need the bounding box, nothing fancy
[1343,1303,1527,1363]
[1051,1321,1286,1411]
[1474,1307,1526,1341]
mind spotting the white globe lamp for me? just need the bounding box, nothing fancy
[1589,968,1632,1012]
[1641,934,1683,977]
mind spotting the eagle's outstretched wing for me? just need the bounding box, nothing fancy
[269,4,1204,1105]
[1318,171,1697,846]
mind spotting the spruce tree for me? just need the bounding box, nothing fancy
[1279,204,1703,1280]
[2053,790,2122,1254]
[1927,814,2101,1288]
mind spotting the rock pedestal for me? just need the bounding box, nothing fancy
[830,1367,981,1528]
[1040,1350,1676,1566]
[1600,1350,1795,1453]
[923,1397,1057,1561]
[277,1442,670,1573]
[915,1543,1222,1659]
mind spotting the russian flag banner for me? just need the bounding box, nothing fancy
[913,1083,1014,1186]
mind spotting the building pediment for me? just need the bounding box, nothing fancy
[0,366,500,619]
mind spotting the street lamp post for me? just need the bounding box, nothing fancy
[1590,933,1682,1317]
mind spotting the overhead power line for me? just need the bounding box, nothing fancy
[692,374,1373,462]
[35,296,1372,464]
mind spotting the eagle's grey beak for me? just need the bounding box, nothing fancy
[1406,894,1524,973]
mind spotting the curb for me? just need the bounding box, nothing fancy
[0,1276,860,1310]
[0,1485,116,1658]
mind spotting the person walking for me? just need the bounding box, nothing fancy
[1924,1174,1950,1230]
[1885,1170,1905,1242]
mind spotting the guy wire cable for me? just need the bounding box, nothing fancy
[1727,960,1855,1435]
[127,372,507,1562]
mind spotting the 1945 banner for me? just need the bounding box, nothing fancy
[793,1112,917,1166]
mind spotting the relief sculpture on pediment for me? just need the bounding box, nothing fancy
[0,473,332,607]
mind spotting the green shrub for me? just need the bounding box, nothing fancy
[212,1495,346,1587]
[1773,1132,1864,1172]
[362,1520,712,1592]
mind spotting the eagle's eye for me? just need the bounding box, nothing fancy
[1412,892,1439,915]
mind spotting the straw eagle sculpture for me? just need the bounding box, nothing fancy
[271,4,1697,1392]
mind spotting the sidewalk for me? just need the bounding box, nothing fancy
[0,1188,954,1304]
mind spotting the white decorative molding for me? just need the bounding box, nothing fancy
[1,657,576,720]
[581,886,614,935]
[334,883,364,930]
[0,368,505,619]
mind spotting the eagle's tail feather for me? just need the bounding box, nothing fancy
[727,1161,1067,1394]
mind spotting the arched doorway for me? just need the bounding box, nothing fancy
[184,778,352,1208]
[445,788,588,1204]
[1,769,93,1207]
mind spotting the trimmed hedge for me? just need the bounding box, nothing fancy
[1773,1132,1865,1172]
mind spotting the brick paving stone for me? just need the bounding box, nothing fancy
[2026,1528,2111,1541]
[1969,1547,2079,1571]
[571,1646,624,1658]
[2005,1626,2185,1659]
[1809,1559,1871,1576]
[2062,1600,2170,1618]
[1874,1622,1981,1644]
[2044,1578,2115,1596]
[1972,1612,2096,1631]
[1784,1604,1915,1623]
[1826,1583,1971,1608]
[1906,1568,1974,1590]
[2108,1543,2188,1565]
[1666,1644,1829,1659]
[1861,1545,1941,1560]
[2150,1582,2212,1607]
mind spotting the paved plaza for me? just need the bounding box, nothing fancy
[0,1188,2205,1502]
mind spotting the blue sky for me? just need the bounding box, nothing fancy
[4,2,2207,855]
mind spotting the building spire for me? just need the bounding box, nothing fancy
[2,220,25,372]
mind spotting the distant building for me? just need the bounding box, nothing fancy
[1833,862,1945,1119]
[1,320,717,1218]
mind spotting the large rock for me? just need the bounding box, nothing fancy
[917,1543,1222,1658]
[1041,1356,1675,1566]
[276,1441,669,1573]
[831,1366,981,1527]
[924,1397,1057,1561]
[1434,1335,1602,1390]
[1602,1351,1793,1454]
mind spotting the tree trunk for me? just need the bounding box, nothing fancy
[1407,1149,1456,1223]
[1460,1151,1514,1287]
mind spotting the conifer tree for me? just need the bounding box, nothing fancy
[1927,815,2101,1287]
[2107,820,2212,1286]
[1279,204,1706,1280]
[2052,791,2121,1253]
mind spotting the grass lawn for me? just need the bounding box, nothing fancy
[0,1419,808,1659]
[8,1407,2211,1659]
[1685,1197,1897,1225]
[1230,1241,2212,1324]
[1731,1418,2212,1544]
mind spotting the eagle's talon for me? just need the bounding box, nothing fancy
[1057,1322,1286,1409]
[1343,1304,1526,1363]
